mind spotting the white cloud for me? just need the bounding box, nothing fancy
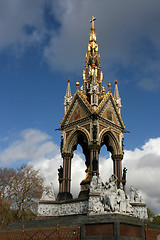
[0,0,160,89]
[0,128,57,166]
[123,138,160,214]
[0,128,160,214]
[45,1,160,70]
[0,0,46,51]
[32,150,86,198]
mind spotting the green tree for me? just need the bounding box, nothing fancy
[147,207,155,219]
[153,216,160,225]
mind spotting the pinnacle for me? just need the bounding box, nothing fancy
[65,78,72,99]
[114,80,120,100]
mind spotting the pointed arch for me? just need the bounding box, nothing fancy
[64,127,91,154]
[98,129,120,155]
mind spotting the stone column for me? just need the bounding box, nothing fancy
[112,154,123,188]
[57,153,73,200]
[89,145,100,178]
[62,153,72,192]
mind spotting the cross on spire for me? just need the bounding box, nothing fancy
[90,16,96,31]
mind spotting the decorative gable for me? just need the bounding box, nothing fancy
[68,102,88,124]
[97,94,125,128]
[101,100,119,125]
[60,91,94,127]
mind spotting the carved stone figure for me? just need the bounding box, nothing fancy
[135,190,141,202]
[41,183,56,201]
[38,201,88,217]
[130,186,135,202]
[107,174,118,212]
[126,199,134,214]
[122,167,127,182]
[58,165,63,182]
[129,186,148,218]
[101,182,110,211]
[60,138,63,153]
[117,183,126,213]
[89,196,104,214]
[89,174,137,216]
[90,174,102,193]
[130,187,143,203]
[38,174,147,219]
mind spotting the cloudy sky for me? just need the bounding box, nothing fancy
[0,0,160,214]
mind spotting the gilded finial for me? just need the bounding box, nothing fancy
[102,86,105,94]
[108,82,111,93]
[76,80,79,90]
[68,78,70,83]
[90,16,96,31]
[115,80,118,84]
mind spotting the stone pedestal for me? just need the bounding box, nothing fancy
[130,202,148,219]
[56,192,73,201]
[36,214,145,240]
[81,214,145,240]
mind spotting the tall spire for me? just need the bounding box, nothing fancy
[64,78,72,114]
[114,80,121,114]
[82,16,104,107]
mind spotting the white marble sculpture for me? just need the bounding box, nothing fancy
[107,174,119,212]
[130,187,144,203]
[90,173,102,193]
[38,175,148,219]
[40,182,56,201]
[130,186,135,202]
[117,183,126,213]
[89,174,134,216]
[129,186,148,219]
[38,201,88,217]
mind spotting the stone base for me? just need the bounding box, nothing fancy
[78,189,89,199]
[36,214,145,240]
[81,214,145,240]
[56,192,73,201]
[130,202,148,219]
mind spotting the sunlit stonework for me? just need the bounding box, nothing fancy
[38,16,148,221]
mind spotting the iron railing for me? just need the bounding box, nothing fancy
[0,223,80,240]
[145,224,160,240]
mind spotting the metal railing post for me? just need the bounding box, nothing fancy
[144,224,147,240]
[22,225,25,240]
[57,223,59,240]
[78,222,81,240]
[6,227,9,240]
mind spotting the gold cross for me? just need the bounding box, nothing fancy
[90,16,96,29]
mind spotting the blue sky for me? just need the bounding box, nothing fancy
[0,0,160,214]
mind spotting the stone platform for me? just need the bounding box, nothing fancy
[37,174,147,239]
[79,214,145,240]
[36,214,145,240]
[8,212,145,239]
[38,175,148,220]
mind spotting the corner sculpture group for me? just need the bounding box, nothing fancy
[89,174,133,215]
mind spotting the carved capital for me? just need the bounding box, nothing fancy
[89,144,101,151]
[62,152,73,159]
[112,154,123,161]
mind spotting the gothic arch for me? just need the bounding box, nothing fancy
[64,127,91,154]
[98,129,120,156]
